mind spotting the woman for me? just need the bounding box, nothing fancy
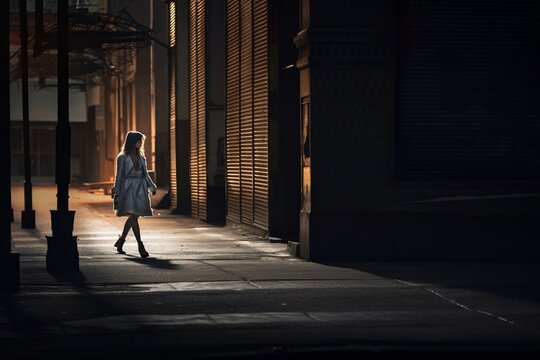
[111,131,157,258]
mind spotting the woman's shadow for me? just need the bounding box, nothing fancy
[124,255,179,270]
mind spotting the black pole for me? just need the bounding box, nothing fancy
[34,0,44,58]
[20,0,36,229]
[57,0,70,212]
[1,0,10,256]
[46,0,79,272]
[1,0,20,291]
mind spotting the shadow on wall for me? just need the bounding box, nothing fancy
[309,195,540,262]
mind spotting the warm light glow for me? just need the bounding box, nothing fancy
[169,2,176,47]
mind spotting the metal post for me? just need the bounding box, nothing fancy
[34,0,44,57]
[2,0,12,255]
[46,0,79,272]
[1,0,20,291]
[20,0,36,229]
[56,0,70,213]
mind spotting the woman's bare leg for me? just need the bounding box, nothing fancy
[121,216,133,239]
[131,215,142,244]
[131,215,149,257]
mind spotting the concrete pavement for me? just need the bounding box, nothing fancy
[2,184,540,358]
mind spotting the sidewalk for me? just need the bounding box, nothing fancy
[3,185,540,358]
[10,185,292,287]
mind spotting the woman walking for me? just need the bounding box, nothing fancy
[111,131,157,258]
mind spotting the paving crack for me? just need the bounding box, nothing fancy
[395,279,515,325]
[199,260,260,289]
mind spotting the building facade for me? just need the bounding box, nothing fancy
[167,0,539,260]
[296,0,540,260]
[11,0,538,262]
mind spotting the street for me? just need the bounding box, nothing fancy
[2,185,540,358]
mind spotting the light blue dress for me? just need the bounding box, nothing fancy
[112,153,157,217]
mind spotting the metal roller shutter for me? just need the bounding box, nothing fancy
[397,0,540,180]
[226,0,268,230]
[196,1,207,219]
[226,0,241,223]
[240,0,254,225]
[189,0,207,220]
[252,0,268,229]
[168,1,178,209]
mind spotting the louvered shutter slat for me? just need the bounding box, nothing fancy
[226,0,268,230]
[252,0,268,228]
[169,2,178,209]
[189,0,207,220]
[226,0,242,223]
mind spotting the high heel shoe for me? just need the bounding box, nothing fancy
[138,243,149,258]
[114,236,126,254]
